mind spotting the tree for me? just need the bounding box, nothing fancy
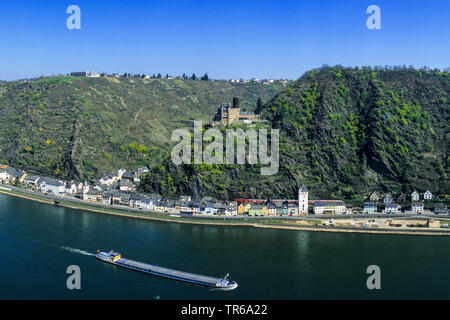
[191,73,196,80]
[255,97,263,113]
[182,73,187,79]
[157,73,162,78]
[201,73,209,81]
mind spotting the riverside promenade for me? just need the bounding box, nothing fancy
[1,184,450,236]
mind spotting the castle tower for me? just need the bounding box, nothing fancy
[233,97,240,108]
[298,183,308,215]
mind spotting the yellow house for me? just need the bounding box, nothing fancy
[238,203,251,215]
[261,206,270,216]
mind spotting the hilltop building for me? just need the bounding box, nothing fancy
[298,183,308,214]
[214,97,260,126]
[69,71,100,78]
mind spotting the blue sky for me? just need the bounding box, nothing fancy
[0,0,449,80]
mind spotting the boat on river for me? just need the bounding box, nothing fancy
[96,250,238,289]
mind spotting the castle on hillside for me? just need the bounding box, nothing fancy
[298,183,308,214]
[214,97,260,126]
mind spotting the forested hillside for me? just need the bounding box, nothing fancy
[140,67,449,200]
[0,68,448,201]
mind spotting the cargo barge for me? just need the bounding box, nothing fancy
[96,250,238,289]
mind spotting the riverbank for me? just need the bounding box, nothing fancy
[1,186,449,236]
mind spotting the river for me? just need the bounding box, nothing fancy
[0,193,449,299]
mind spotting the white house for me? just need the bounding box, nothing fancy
[411,190,420,201]
[313,201,346,214]
[383,203,401,214]
[129,194,142,208]
[288,203,299,215]
[264,200,277,216]
[0,167,10,182]
[133,174,141,184]
[424,190,433,200]
[225,201,238,216]
[6,166,26,184]
[119,180,134,192]
[24,175,40,188]
[99,175,115,186]
[179,195,192,202]
[434,205,448,214]
[117,168,126,179]
[177,200,191,213]
[363,202,377,213]
[190,203,200,214]
[74,181,84,192]
[154,200,167,212]
[298,183,309,214]
[383,193,393,204]
[141,197,156,210]
[82,183,90,194]
[40,178,65,195]
[65,181,80,195]
[83,190,102,202]
[411,202,424,214]
[102,193,112,205]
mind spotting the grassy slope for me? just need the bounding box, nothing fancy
[0,76,284,180]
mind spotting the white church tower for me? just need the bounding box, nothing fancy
[298,183,308,215]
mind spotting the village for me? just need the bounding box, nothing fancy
[64,70,291,86]
[0,163,448,220]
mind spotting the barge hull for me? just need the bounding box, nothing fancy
[115,258,222,287]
